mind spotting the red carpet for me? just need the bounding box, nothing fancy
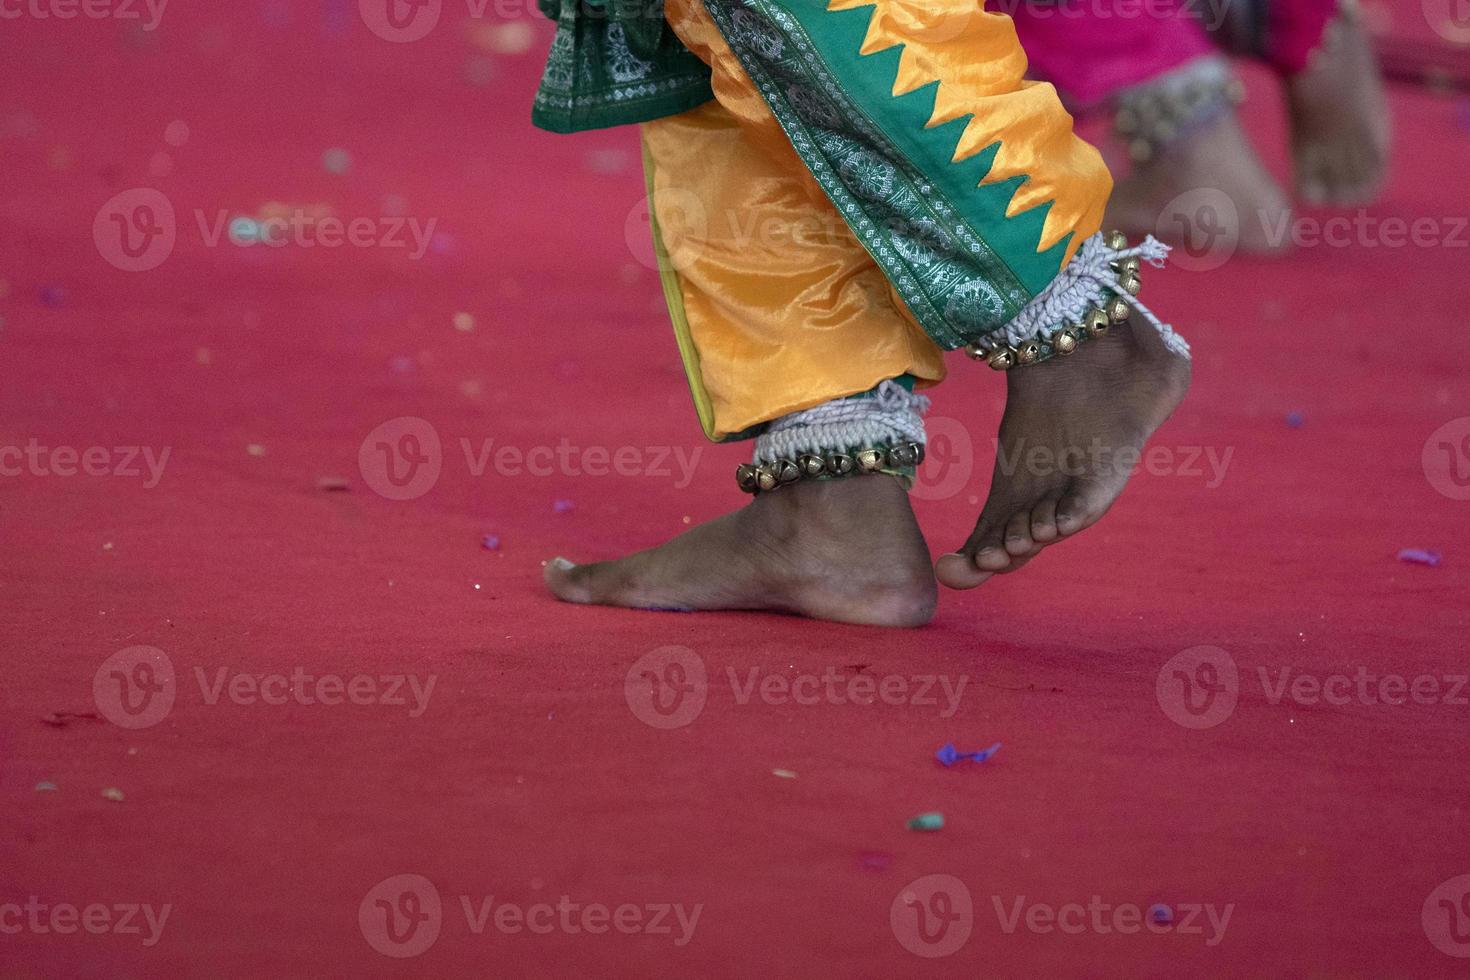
[2,3,1468,977]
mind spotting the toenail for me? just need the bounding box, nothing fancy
[551,557,576,570]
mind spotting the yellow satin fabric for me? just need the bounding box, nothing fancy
[643,0,1109,440]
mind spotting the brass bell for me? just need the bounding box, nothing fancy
[1121,274,1142,296]
[1106,230,1129,250]
[963,343,990,362]
[756,464,780,492]
[1014,340,1042,366]
[912,443,926,465]
[773,458,801,486]
[886,443,919,468]
[797,454,826,478]
[1111,256,1141,277]
[1083,308,1111,338]
[1052,328,1078,355]
[987,348,1016,371]
[736,463,760,494]
[1106,296,1131,322]
[826,452,855,476]
[855,448,885,473]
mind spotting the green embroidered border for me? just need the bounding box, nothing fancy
[702,0,1076,349]
[533,5,714,134]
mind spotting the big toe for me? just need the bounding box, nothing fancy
[935,551,994,591]
[544,556,616,605]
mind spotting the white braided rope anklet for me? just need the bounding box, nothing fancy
[974,232,1190,363]
[753,380,929,466]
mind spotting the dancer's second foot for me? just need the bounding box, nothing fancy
[545,474,937,627]
[1289,12,1391,206]
[936,318,1191,590]
[1106,107,1292,255]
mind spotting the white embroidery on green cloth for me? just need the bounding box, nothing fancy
[702,0,1034,350]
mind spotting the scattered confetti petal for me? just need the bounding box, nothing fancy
[101,787,125,802]
[246,444,266,457]
[1148,903,1173,924]
[321,147,352,175]
[1397,549,1442,567]
[481,534,501,551]
[41,711,100,727]
[553,498,574,514]
[935,741,1002,767]
[771,769,798,779]
[39,284,66,307]
[316,476,350,492]
[35,781,57,792]
[1285,411,1304,429]
[857,851,894,872]
[453,312,476,333]
[906,812,944,832]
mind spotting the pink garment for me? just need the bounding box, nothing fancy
[1010,2,1215,107]
[1009,0,1341,108]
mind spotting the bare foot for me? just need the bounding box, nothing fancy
[544,475,937,627]
[1288,13,1391,206]
[936,318,1191,590]
[1106,107,1293,256]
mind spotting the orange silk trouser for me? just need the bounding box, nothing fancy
[642,0,1111,442]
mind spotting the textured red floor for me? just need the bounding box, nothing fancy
[3,3,1469,977]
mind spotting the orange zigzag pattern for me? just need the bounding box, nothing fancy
[826,0,1111,259]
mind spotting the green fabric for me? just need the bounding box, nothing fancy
[697,0,1072,349]
[532,0,715,134]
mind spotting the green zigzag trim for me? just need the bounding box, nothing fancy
[791,1,1074,295]
[704,0,1081,348]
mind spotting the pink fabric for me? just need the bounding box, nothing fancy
[1010,2,1216,107]
[1010,0,1341,107]
[1264,1,1342,74]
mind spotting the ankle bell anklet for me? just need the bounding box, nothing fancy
[963,231,1188,371]
[1113,56,1245,164]
[736,441,926,495]
[738,381,930,495]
